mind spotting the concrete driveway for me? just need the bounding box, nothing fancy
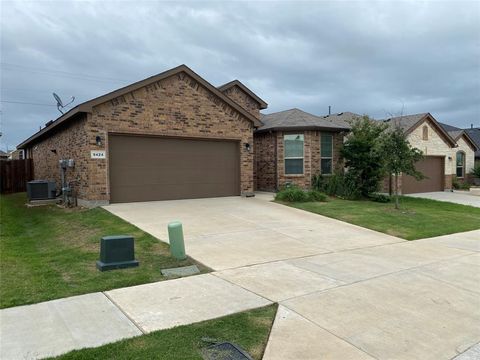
[105,194,480,359]
[105,192,402,270]
[407,191,480,207]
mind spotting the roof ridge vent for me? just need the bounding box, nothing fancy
[337,112,343,116]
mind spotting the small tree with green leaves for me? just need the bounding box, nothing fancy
[381,126,424,209]
[341,116,388,197]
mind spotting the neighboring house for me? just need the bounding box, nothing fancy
[0,151,9,160]
[440,123,480,168]
[8,149,25,160]
[254,109,354,191]
[18,65,267,206]
[463,127,479,168]
[383,113,477,194]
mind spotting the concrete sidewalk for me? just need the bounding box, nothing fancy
[247,231,480,360]
[407,191,480,207]
[0,274,270,359]
[2,192,479,359]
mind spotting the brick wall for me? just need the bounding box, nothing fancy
[30,115,90,199]
[87,71,255,202]
[254,132,276,191]
[28,72,256,205]
[255,130,344,190]
[221,85,261,119]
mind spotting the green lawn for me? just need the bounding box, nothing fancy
[50,304,277,360]
[281,196,480,240]
[0,193,208,309]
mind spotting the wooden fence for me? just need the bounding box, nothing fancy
[0,159,34,194]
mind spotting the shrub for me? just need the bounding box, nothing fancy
[368,193,391,203]
[452,176,470,190]
[312,174,329,193]
[470,166,480,178]
[306,190,327,202]
[275,186,308,202]
[313,172,360,200]
[275,186,327,203]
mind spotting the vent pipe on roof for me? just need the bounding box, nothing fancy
[328,106,331,115]
[472,124,474,129]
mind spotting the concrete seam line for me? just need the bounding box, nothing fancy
[279,304,380,360]
[278,252,477,303]
[102,292,146,335]
[451,342,480,359]
[414,271,480,296]
[213,237,406,273]
[210,272,274,303]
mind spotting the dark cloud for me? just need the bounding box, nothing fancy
[1,0,479,150]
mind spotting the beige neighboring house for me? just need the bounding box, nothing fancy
[383,113,477,194]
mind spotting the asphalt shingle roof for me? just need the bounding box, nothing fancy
[465,127,480,157]
[381,113,429,131]
[320,111,363,128]
[439,122,461,132]
[257,108,355,132]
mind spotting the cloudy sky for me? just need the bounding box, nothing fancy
[1,0,479,150]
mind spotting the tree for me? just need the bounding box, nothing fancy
[381,126,424,209]
[341,116,388,197]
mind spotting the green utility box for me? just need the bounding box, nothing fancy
[96,235,139,271]
[168,221,186,260]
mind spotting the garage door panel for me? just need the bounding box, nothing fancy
[109,135,240,203]
[402,156,444,194]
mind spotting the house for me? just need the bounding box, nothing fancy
[441,123,480,168]
[254,109,354,191]
[0,150,9,160]
[18,64,477,205]
[383,113,477,194]
[441,124,480,166]
[8,149,25,160]
[18,65,267,206]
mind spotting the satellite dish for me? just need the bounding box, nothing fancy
[53,93,75,114]
[53,93,63,107]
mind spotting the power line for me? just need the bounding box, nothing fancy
[1,100,57,107]
[1,62,133,83]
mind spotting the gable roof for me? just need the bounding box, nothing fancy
[18,65,262,149]
[256,108,350,133]
[439,122,479,153]
[382,113,457,147]
[464,128,480,157]
[217,80,268,109]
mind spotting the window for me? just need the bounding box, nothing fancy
[320,133,333,174]
[456,151,465,178]
[284,134,304,175]
[422,126,428,140]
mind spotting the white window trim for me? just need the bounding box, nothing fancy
[320,133,333,175]
[284,134,304,175]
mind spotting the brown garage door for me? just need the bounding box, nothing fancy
[402,156,444,194]
[109,135,240,203]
